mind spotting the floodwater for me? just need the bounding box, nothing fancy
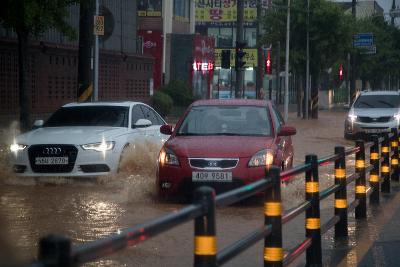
[0,111,383,267]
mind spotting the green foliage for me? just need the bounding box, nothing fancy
[262,0,400,89]
[355,16,400,89]
[161,80,194,107]
[151,91,173,117]
[0,0,79,39]
[262,0,354,75]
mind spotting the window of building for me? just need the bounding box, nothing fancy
[173,0,189,19]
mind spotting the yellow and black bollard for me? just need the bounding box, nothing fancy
[355,140,367,218]
[381,133,391,193]
[39,234,72,267]
[194,187,217,267]
[264,167,283,267]
[305,154,322,266]
[390,128,399,182]
[369,135,380,204]
[334,146,348,238]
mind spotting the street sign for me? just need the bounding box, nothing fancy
[353,33,374,48]
[94,15,104,36]
[360,45,376,55]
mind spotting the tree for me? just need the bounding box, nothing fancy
[356,16,400,89]
[262,0,354,117]
[0,0,78,131]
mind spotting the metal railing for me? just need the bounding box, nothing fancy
[23,128,400,267]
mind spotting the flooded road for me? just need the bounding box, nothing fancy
[0,111,367,266]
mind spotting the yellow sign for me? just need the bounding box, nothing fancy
[93,15,104,36]
[214,48,258,67]
[195,0,257,23]
[138,11,161,17]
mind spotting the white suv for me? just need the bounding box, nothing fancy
[344,91,400,139]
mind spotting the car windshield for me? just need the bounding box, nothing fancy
[354,95,400,109]
[177,105,271,136]
[44,106,129,127]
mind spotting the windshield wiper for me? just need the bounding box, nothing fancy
[357,101,374,108]
[377,100,394,108]
[176,133,202,136]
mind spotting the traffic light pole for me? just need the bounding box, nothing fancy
[284,0,291,121]
[256,0,263,99]
[235,0,244,98]
[305,0,310,119]
[350,0,356,104]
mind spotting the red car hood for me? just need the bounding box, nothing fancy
[166,136,275,158]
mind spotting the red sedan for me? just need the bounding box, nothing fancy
[157,99,296,198]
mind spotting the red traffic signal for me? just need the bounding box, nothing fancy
[339,64,343,81]
[265,51,271,74]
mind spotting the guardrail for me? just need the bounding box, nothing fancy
[23,128,400,267]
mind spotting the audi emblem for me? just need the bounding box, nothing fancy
[42,147,62,155]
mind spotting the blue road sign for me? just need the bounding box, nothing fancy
[353,33,374,47]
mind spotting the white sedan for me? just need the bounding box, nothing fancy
[10,101,169,177]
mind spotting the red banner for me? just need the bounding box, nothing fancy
[138,30,163,90]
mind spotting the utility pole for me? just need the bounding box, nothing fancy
[284,0,291,121]
[235,0,244,98]
[93,0,99,101]
[256,0,263,99]
[350,0,356,104]
[77,0,94,102]
[276,41,281,104]
[391,0,396,26]
[305,0,310,119]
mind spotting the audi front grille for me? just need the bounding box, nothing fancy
[28,144,78,173]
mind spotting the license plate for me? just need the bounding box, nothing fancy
[192,172,232,182]
[365,129,383,134]
[35,157,69,165]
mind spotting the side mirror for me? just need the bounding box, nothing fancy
[134,119,152,128]
[160,124,173,135]
[278,126,296,136]
[33,119,44,129]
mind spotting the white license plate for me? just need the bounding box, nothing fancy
[35,157,69,165]
[192,172,232,182]
[365,129,383,134]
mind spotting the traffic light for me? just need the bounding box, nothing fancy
[221,50,231,69]
[339,64,343,81]
[265,50,271,74]
[235,41,246,70]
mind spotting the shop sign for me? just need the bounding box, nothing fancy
[195,0,257,25]
[214,48,258,67]
[193,61,214,71]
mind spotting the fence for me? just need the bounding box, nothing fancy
[23,129,400,267]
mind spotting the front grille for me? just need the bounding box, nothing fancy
[358,116,392,123]
[28,144,78,173]
[189,158,238,169]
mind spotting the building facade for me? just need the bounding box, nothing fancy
[194,0,267,99]
[137,0,196,90]
[0,0,153,123]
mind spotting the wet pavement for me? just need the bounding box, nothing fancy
[1,111,398,266]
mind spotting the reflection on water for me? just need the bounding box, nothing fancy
[0,136,167,266]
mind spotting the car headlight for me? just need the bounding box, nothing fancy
[248,149,274,167]
[393,113,400,121]
[10,143,27,153]
[159,147,179,166]
[348,114,357,122]
[81,141,115,152]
